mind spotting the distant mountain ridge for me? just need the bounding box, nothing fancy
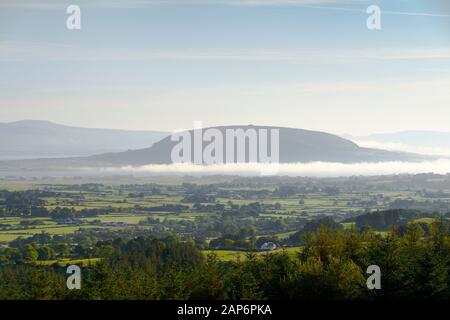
[343,131,450,156]
[85,125,430,165]
[348,131,450,148]
[0,120,169,160]
[0,124,433,175]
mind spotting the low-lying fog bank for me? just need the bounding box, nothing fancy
[91,159,450,177]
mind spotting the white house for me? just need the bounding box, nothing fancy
[260,242,277,251]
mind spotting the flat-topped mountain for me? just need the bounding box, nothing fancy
[0,125,431,175]
[88,125,427,166]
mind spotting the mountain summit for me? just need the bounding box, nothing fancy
[0,124,432,176]
[88,125,427,166]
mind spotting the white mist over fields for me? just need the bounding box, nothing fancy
[94,159,450,177]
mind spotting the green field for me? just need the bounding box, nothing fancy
[33,258,101,267]
[1,176,449,244]
[202,247,303,261]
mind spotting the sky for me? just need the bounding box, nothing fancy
[0,0,449,135]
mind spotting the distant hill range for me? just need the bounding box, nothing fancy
[344,131,450,156]
[349,131,450,147]
[0,120,168,160]
[0,124,432,175]
[88,125,428,166]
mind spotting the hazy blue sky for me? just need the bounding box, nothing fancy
[0,0,449,134]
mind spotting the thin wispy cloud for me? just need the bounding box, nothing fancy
[0,0,363,9]
[299,4,450,18]
[1,0,448,18]
[1,41,449,62]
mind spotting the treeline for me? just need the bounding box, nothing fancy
[348,209,439,231]
[0,218,449,300]
[285,216,343,246]
[135,204,189,213]
[0,190,52,216]
[0,206,124,220]
[0,189,131,218]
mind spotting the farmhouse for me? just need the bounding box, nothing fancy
[260,242,277,251]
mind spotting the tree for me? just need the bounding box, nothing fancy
[38,246,56,260]
[22,244,39,262]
